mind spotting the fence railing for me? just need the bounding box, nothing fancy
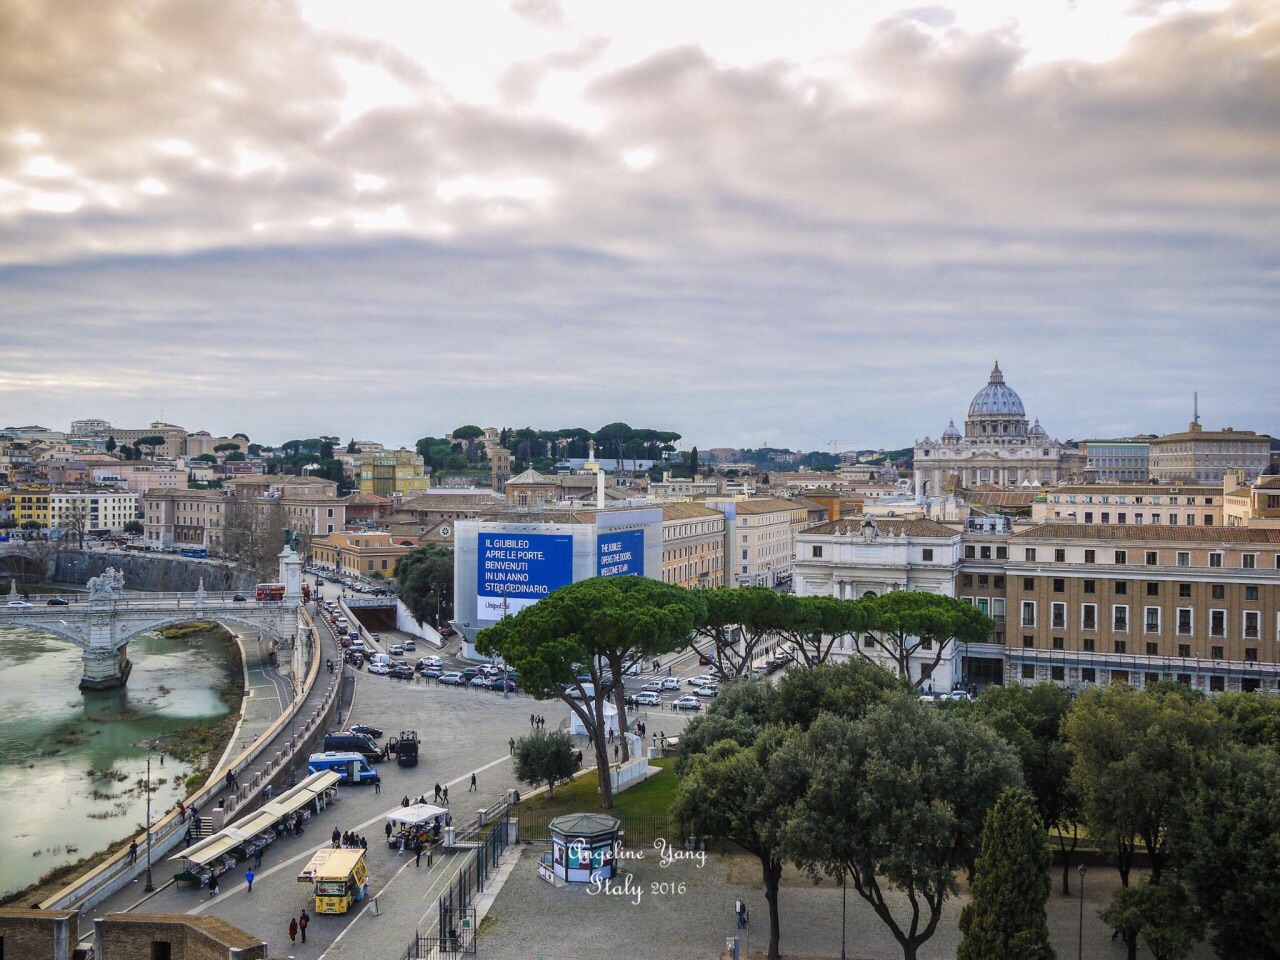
[403,810,512,960]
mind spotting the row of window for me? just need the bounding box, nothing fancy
[1030,578,1260,601]
[1017,546,1272,568]
[1018,601,1267,638]
[1023,636,1258,660]
[1019,664,1269,693]
[1051,494,1212,506]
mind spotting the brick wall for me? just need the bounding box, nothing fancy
[0,907,78,960]
[96,914,266,959]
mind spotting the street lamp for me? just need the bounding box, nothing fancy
[840,871,847,960]
[1077,863,1087,960]
[143,754,155,892]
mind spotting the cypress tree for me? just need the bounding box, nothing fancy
[957,787,1056,960]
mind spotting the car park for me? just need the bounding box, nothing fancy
[673,696,702,710]
[439,672,465,685]
[350,724,383,738]
[642,680,664,693]
[660,677,681,691]
[694,684,719,698]
[633,692,662,707]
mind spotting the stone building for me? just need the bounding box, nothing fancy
[1148,422,1271,483]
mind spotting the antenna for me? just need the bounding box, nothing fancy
[1193,392,1200,426]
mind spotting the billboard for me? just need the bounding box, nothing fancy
[597,528,644,578]
[476,532,574,617]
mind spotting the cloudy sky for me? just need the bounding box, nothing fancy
[1,0,1275,452]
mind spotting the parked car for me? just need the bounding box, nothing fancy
[46,597,70,605]
[633,692,662,707]
[438,625,456,638]
[403,639,416,651]
[350,724,383,738]
[439,672,465,686]
[642,680,664,693]
[389,663,414,680]
[688,674,715,687]
[390,644,405,656]
[673,696,702,710]
[460,667,480,681]
[947,690,973,702]
[421,668,443,680]
[660,677,681,691]
[486,677,517,692]
[419,656,444,669]
[481,664,502,678]
[470,675,490,688]
[367,661,391,675]
[694,685,719,698]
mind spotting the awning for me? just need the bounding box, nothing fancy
[385,803,449,828]
[169,771,341,865]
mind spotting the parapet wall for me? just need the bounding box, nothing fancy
[54,551,255,593]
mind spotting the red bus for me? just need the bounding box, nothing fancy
[256,582,286,602]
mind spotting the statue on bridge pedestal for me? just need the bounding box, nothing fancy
[88,567,126,600]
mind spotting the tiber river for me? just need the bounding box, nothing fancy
[0,625,240,897]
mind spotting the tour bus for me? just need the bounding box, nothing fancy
[298,848,369,914]
[180,547,208,558]
[307,751,381,784]
[256,582,286,602]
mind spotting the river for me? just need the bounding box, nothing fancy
[0,624,241,898]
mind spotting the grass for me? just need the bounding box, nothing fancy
[517,757,678,820]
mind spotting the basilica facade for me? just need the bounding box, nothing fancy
[913,362,1072,500]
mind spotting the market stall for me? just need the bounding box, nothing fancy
[384,802,449,849]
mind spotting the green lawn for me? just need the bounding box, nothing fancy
[517,757,678,820]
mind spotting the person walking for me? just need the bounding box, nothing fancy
[299,910,309,943]
[442,785,449,805]
[530,713,535,728]
[402,795,411,807]
[288,918,298,944]
[415,836,424,867]
[332,827,341,848]
[385,822,393,841]
[244,868,255,893]
[208,875,219,896]
[469,772,477,792]
[374,778,381,795]
[253,850,262,870]
[613,742,619,761]
[509,737,515,755]
[434,782,442,802]
[129,840,137,865]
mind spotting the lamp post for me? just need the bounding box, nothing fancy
[143,754,155,892]
[841,871,847,960]
[1077,863,1087,960]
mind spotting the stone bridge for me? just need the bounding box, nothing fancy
[0,547,306,690]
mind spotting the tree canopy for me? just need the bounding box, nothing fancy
[860,591,994,688]
[395,545,454,627]
[512,730,578,798]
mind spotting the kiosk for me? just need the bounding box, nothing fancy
[384,803,449,848]
[546,813,620,884]
[297,848,368,914]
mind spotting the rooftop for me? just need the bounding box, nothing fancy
[1013,523,1280,544]
[804,517,960,538]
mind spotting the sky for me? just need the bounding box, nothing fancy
[1,0,1276,453]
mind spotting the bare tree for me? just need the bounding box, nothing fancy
[223,497,285,581]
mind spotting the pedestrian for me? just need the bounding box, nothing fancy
[245,868,255,893]
[209,876,219,896]
[177,800,186,820]
[184,826,193,847]
[374,778,381,795]
[415,837,424,867]
[129,840,137,865]
[159,754,164,766]
[253,850,262,870]
[361,835,368,850]
[530,712,535,728]
[332,827,341,848]
[614,742,619,760]
[402,795,410,807]
[385,822,393,841]
[469,772,477,792]
[299,910,309,943]
[288,918,298,943]
[509,737,515,755]
[443,785,449,805]
[434,782,441,802]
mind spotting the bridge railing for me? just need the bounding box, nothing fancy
[41,604,331,913]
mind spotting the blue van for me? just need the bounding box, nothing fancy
[307,751,381,785]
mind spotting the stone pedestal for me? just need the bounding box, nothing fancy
[80,643,131,690]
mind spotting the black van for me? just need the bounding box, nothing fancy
[323,731,386,763]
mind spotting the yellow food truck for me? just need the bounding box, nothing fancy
[297,848,369,914]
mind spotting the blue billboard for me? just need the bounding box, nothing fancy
[476,532,574,617]
[597,528,644,578]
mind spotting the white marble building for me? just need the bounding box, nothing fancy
[914,362,1070,500]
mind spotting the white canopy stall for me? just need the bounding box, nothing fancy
[384,803,449,847]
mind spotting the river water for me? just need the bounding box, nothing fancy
[0,625,240,897]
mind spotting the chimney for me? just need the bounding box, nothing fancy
[597,466,606,508]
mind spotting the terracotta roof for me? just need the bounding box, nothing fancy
[1014,523,1280,544]
[1044,484,1218,496]
[734,497,805,515]
[344,493,391,505]
[1256,476,1280,489]
[803,517,960,539]
[967,490,1038,508]
[506,468,556,485]
[662,503,724,522]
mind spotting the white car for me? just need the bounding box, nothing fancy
[633,692,662,707]
[419,656,444,669]
[673,696,702,710]
[439,672,465,685]
[403,639,416,651]
[660,677,681,691]
[367,662,390,675]
[688,674,715,687]
[481,664,502,678]
[642,680,664,693]
[390,644,405,656]
[5,600,31,607]
[694,685,719,698]
[470,675,489,688]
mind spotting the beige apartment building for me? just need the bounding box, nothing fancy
[144,485,346,552]
[1148,422,1270,483]
[713,497,813,587]
[49,490,140,535]
[660,503,726,589]
[311,530,416,578]
[1032,484,1222,527]
[92,462,186,494]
